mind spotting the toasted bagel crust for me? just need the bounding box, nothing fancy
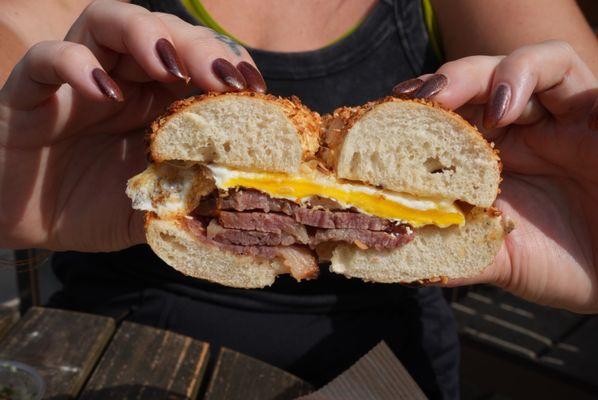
[320,97,502,178]
[149,92,321,163]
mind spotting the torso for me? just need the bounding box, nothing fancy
[195,0,378,51]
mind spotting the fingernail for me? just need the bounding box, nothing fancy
[392,78,424,98]
[155,38,189,82]
[413,74,448,99]
[237,61,266,93]
[484,83,511,129]
[91,68,123,102]
[212,58,247,91]
[588,102,598,131]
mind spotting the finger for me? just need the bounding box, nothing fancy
[66,0,189,83]
[395,41,596,130]
[110,54,153,83]
[485,40,596,128]
[0,40,123,109]
[433,58,549,133]
[157,13,260,92]
[421,57,501,108]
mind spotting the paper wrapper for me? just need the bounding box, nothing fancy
[295,341,427,400]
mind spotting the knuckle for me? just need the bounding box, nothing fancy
[154,12,182,24]
[502,49,534,73]
[54,43,93,69]
[185,32,220,49]
[26,41,56,56]
[127,12,158,32]
[83,0,110,16]
[57,43,85,60]
[550,40,576,57]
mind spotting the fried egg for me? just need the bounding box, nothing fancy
[206,165,464,228]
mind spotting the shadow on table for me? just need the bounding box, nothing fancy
[48,385,191,400]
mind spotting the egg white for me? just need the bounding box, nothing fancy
[206,164,464,228]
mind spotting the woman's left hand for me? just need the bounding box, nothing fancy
[393,40,598,313]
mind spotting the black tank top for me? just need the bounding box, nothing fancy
[53,0,442,312]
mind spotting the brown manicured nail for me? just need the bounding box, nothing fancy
[237,61,266,93]
[212,58,246,90]
[588,101,598,131]
[392,78,424,98]
[155,38,189,82]
[91,68,123,102]
[484,83,511,129]
[413,74,448,99]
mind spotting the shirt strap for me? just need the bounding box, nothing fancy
[421,0,444,61]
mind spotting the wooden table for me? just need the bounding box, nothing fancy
[0,307,313,400]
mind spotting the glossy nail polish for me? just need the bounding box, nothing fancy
[212,58,247,91]
[155,38,189,82]
[413,74,448,99]
[392,78,424,98]
[91,68,124,102]
[237,61,266,93]
[484,83,511,129]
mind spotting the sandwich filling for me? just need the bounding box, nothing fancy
[127,162,466,281]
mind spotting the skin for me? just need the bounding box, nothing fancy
[420,43,598,313]
[0,0,597,312]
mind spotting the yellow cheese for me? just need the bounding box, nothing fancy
[207,165,464,228]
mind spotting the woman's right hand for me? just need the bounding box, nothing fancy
[0,0,265,252]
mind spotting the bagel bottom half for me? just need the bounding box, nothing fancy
[331,208,509,283]
[145,209,510,288]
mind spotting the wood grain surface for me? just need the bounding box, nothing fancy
[79,321,209,400]
[204,347,313,400]
[0,307,114,399]
[0,308,18,341]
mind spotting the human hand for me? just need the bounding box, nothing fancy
[0,0,265,252]
[394,41,598,313]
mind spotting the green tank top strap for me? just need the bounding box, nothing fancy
[180,0,244,44]
[181,0,442,56]
[421,0,443,60]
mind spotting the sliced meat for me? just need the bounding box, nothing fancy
[183,218,317,281]
[305,196,343,210]
[184,218,280,258]
[207,220,296,246]
[225,243,281,259]
[275,246,319,281]
[311,228,414,251]
[294,208,390,230]
[218,211,309,244]
[220,189,297,215]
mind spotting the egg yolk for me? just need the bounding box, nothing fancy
[216,172,464,228]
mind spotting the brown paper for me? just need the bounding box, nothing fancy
[295,341,427,400]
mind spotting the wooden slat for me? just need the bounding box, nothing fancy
[0,307,115,399]
[204,348,313,400]
[461,337,597,400]
[540,316,598,391]
[452,286,582,356]
[0,308,18,340]
[79,321,209,400]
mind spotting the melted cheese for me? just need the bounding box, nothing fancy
[206,165,464,228]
